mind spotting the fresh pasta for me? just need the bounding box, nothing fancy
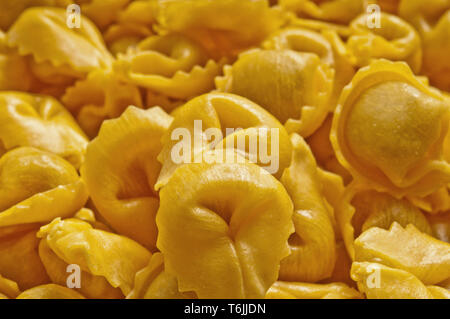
[0,0,449,300]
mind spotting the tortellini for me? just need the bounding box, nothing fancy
[216,49,334,137]
[331,59,450,198]
[156,0,283,58]
[82,106,172,250]
[1,0,449,301]
[0,91,88,168]
[37,217,151,298]
[156,156,294,298]
[399,0,450,91]
[7,7,113,93]
[114,34,223,100]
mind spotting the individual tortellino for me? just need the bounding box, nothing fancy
[17,284,85,299]
[0,147,88,229]
[399,0,450,91]
[7,7,113,92]
[354,222,450,285]
[82,106,172,250]
[262,27,355,110]
[114,34,223,101]
[0,0,71,31]
[280,0,369,25]
[265,281,362,299]
[62,68,143,138]
[216,49,334,138]
[155,92,292,189]
[127,252,195,299]
[331,59,450,198]
[337,184,434,259]
[156,0,283,58]
[156,153,294,298]
[346,12,422,73]
[37,217,152,298]
[351,262,450,299]
[0,146,87,289]
[0,92,88,168]
[278,133,337,282]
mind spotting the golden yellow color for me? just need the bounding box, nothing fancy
[262,27,355,110]
[0,273,20,299]
[351,262,448,299]
[217,49,333,137]
[399,0,450,91]
[37,217,152,297]
[114,34,223,100]
[156,158,294,298]
[62,68,143,138]
[347,12,422,73]
[0,147,88,227]
[266,281,362,299]
[7,7,113,87]
[127,252,195,299]
[354,222,450,285]
[337,185,435,259]
[17,284,85,299]
[331,59,450,198]
[82,106,172,249]
[278,133,336,282]
[156,0,283,58]
[156,92,292,188]
[0,91,88,168]
[280,0,368,25]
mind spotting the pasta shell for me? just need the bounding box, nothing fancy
[354,222,450,285]
[265,281,362,299]
[428,212,450,243]
[262,27,356,111]
[331,59,450,197]
[81,106,172,249]
[347,12,422,73]
[351,262,447,299]
[216,49,334,137]
[0,91,88,168]
[156,0,283,58]
[278,133,336,282]
[37,217,152,296]
[156,158,294,298]
[0,147,88,227]
[127,252,195,299]
[62,68,143,138]
[7,7,113,84]
[399,0,450,91]
[280,0,368,25]
[155,92,292,189]
[0,0,70,31]
[114,34,223,100]
[337,184,434,259]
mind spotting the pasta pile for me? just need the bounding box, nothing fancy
[0,0,449,299]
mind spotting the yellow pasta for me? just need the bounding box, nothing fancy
[0,0,449,301]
